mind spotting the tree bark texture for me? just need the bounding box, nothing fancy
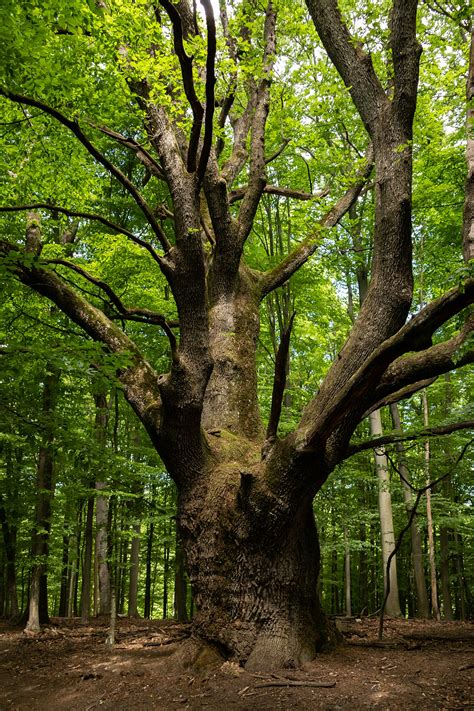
[3,0,474,669]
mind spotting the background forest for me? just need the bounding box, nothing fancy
[0,0,472,631]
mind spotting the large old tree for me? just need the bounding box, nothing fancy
[1,0,473,668]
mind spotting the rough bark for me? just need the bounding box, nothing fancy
[179,463,328,669]
[2,0,474,669]
[174,531,188,623]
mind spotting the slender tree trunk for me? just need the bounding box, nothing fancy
[119,537,128,615]
[26,365,60,632]
[422,391,441,621]
[81,490,95,622]
[390,403,429,618]
[58,525,70,618]
[144,520,154,619]
[453,532,467,620]
[67,535,77,619]
[94,391,111,616]
[368,409,402,618]
[343,527,352,617]
[358,480,368,615]
[331,510,339,615]
[439,526,453,620]
[163,535,170,619]
[127,523,141,618]
[0,504,19,620]
[95,482,110,615]
[0,549,5,618]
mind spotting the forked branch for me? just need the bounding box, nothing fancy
[45,258,178,355]
[0,203,164,265]
[296,279,474,452]
[197,0,216,185]
[260,148,373,298]
[0,238,164,442]
[346,420,474,458]
[159,0,204,173]
[0,89,170,251]
[237,2,277,244]
[365,317,474,413]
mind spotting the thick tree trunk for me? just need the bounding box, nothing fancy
[174,531,188,623]
[178,461,328,670]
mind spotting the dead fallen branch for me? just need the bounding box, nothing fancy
[401,632,474,642]
[253,679,336,689]
[143,635,189,647]
[346,640,405,649]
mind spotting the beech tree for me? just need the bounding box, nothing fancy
[0,0,473,669]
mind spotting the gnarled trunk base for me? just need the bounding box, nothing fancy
[179,470,330,670]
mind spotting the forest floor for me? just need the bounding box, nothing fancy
[0,616,473,710]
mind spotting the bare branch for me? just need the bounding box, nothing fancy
[0,203,165,265]
[363,377,437,414]
[91,123,165,180]
[237,2,277,244]
[260,149,373,297]
[345,422,474,458]
[41,256,179,357]
[296,279,474,453]
[305,0,387,134]
[265,138,291,165]
[365,317,474,414]
[159,0,204,173]
[229,185,329,204]
[197,0,216,185]
[0,238,164,443]
[378,436,473,639]
[0,89,171,251]
[390,0,422,135]
[265,312,295,444]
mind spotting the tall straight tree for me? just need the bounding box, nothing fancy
[1,0,473,668]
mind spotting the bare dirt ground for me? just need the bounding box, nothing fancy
[0,616,473,710]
